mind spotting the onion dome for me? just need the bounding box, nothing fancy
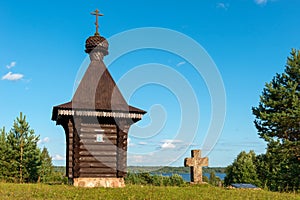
[85,35,109,55]
[85,9,109,56]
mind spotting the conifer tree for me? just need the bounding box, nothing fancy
[0,127,11,180]
[39,147,54,183]
[6,112,41,183]
[252,49,300,191]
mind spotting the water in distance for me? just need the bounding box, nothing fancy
[151,172,226,182]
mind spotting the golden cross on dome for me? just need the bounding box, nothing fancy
[91,9,104,36]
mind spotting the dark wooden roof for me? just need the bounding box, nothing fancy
[73,60,128,110]
[52,60,145,121]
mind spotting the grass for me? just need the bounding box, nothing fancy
[0,183,299,200]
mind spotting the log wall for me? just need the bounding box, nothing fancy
[63,117,130,179]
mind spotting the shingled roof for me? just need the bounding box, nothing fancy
[52,59,145,121]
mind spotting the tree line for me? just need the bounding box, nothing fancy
[224,49,300,191]
[128,166,225,174]
[0,113,65,183]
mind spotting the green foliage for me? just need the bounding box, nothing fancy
[203,175,209,183]
[0,183,298,200]
[125,172,185,186]
[253,49,300,143]
[224,151,261,187]
[39,147,54,183]
[209,171,222,187]
[3,113,41,183]
[0,127,12,181]
[252,49,300,191]
[127,166,226,174]
[0,113,63,184]
[256,141,300,191]
[169,174,185,186]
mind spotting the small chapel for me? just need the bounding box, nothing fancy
[51,10,146,188]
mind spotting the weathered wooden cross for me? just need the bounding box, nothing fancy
[184,149,208,184]
[91,9,104,36]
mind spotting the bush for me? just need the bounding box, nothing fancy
[169,174,185,186]
[125,172,186,186]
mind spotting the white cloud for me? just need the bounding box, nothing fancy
[38,137,50,145]
[52,154,65,161]
[255,0,268,5]
[217,2,229,10]
[138,142,147,145]
[2,72,24,81]
[176,61,186,67]
[161,142,176,149]
[159,139,185,149]
[6,61,16,69]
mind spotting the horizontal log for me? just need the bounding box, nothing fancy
[79,156,117,162]
[80,131,117,135]
[79,168,116,174]
[80,129,117,134]
[78,173,117,178]
[80,125,117,131]
[79,150,117,156]
[79,150,117,155]
[79,162,116,168]
[80,144,117,151]
[81,123,117,128]
[79,133,117,140]
[79,140,117,145]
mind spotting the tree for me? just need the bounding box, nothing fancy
[252,49,300,191]
[0,127,11,180]
[208,171,221,187]
[39,147,54,183]
[6,112,41,183]
[224,150,260,186]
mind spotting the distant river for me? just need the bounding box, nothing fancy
[151,173,226,181]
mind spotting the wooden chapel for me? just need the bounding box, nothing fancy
[51,9,146,187]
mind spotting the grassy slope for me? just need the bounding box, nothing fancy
[0,183,299,200]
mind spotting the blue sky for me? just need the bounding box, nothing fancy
[1,0,300,167]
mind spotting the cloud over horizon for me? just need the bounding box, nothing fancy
[2,72,24,81]
[52,154,65,161]
[160,139,183,150]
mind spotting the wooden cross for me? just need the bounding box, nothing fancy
[91,9,104,36]
[184,150,208,184]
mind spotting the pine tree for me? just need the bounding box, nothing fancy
[0,127,11,180]
[253,49,299,150]
[39,147,54,183]
[252,49,300,191]
[6,112,41,183]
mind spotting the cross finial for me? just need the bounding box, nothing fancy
[91,9,104,36]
